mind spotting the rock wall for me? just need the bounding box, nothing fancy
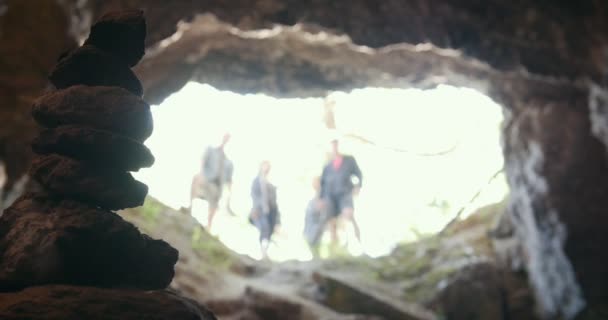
[0,2,607,319]
[502,86,608,318]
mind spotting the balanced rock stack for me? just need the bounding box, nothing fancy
[0,10,215,320]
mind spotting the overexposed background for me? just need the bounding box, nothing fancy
[134,82,508,261]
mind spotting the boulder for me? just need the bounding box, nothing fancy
[84,9,146,67]
[0,194,178,291]
[30,154,147,210]
[32,85,152,142]
[49,45,143,96]
[0,285,216,320]
[312,271,436,320]
[32,125,154,171]
[430,263,539,320]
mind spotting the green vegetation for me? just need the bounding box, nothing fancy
[191,225,235,270]
[120,196,240,272]
[367,198,508,303]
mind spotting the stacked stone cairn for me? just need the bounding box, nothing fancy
[0,10,215,320]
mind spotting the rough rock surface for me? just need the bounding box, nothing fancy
[30,154,148,210]
[313,271,435,320]
[0,285,216,320]
[430,263,511,320]
[2,2,608,319]
[0,194,177,291]
[32,125,155,171]
[0,8,214,320]
[502,90,608,318]
[83,10,147,67]
[32,85,153,142]
[49,45,143,96]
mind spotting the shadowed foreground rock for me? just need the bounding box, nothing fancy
[0,194,177,291]
[0,285,216,320]
[30,154,148,210]
[32,125,155,172]
[313,271,436,320]
[49,45,143,96]
[32,85,153,142]
[0,9,217,320]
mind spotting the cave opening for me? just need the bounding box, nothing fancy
[134,81,508,261]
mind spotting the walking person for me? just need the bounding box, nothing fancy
[303,176,327,259]
[190,132,233,232]
[250,160,281,260]
[320,138,363,252]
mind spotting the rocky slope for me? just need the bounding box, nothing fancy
[120,196,544,320]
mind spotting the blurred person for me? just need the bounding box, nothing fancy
[320,137,363,252]
[250,160,281,260]
[190,132,234,232]
[303,176,328,259]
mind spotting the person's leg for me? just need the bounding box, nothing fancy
[327,217,339,256]
[207,204,218,231]
[189,174,202,214]
[256,215,271,260]
[326,194,341,248]
[342,207,361,242]
[340,194,361,242]
[206,184,222,232]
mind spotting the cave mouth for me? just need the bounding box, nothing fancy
[134,82,509,261]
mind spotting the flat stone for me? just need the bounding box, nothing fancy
[312,271,436,320]
[30,154,147,210]
[0,194,178,291]
[49,45,143,96]
[32,125,154,171]
[0,285,216,319]
[84,10,146,67]
[32,85,152,142]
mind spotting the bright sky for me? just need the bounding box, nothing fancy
[133,82,508,261]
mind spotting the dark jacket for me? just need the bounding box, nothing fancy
[250,176,280,222]
[320,155,362,198]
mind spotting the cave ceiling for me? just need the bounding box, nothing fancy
[0,0,607,180]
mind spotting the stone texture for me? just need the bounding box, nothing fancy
[312,271,436,320]
[0,0,76,197]
[84,9,146,67]
[32,125,154,172]
[30,154,148,210]
[429,263,539,320]
[0,194,178,291]
[502,91,608,319]
[32,85,153,143]
[1,2,608,319]
[49,45,143,96]
[0,285,216,320]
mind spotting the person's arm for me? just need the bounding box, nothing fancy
[274,186,280,225]
[250,177,262,218]
[320,165,328,198]
[351,156,363,193]
[223,162,235,213]
[200,147,211,178]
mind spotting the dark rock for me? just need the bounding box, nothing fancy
[32,125,154,171]
[49,45,143,96]
[430,263,540,320]
[84,10,146,67]
[242,286,302,320]
[30,154,147,210]
[32,85,152,142]
[0,285,216,320]
[205,286,302,320]
[312,271,436,320]
[0,194,178,291]
[430,263,506,320]
[503,97,605,318]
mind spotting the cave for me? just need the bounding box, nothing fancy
[1,1,607,319]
